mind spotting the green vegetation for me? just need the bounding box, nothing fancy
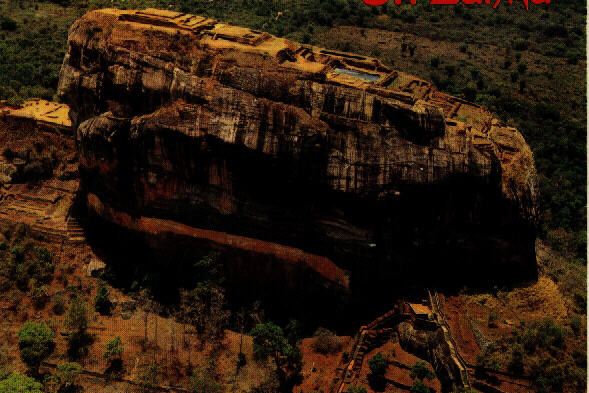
[368,352,387,376]
[135,361,160,392]
[487,312,498,328]
[409,361,435,393]
[347,385,367,393]
[284,319,301,346]
[250,322,302,389]
[103,336,123,367]
[0,374,43,393]
[484,317,586,392]
[65,296,92,359]
[17,322,55,373]
[188,357,222,393]
[251,322,288,360]
[51,293,66,315]
[367,352,388,390]
[476,352,500,372]
[94,283,112,315]
[55,362,82,393]
[0,241,54,291]
[410,381,431,393]
[410,361,435,381]
[311,327,341,354]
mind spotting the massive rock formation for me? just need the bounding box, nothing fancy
[57,8,538,298]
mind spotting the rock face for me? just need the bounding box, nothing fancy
[58,8,538,295]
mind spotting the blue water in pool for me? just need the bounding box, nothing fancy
[334,67,380,82]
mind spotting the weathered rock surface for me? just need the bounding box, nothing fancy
[58,8,538,294]
[398,320,461,392]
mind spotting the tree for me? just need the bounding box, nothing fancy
[0,374,43,393]
[17,322,55,374]
[103,336,123,371]
[250,322,302,390]
[137,288,153,348]
[312,327,341,354]
[368,353,387,377]
[94,284,111,315]
[65,296,91,359]
[135,361,160,392]
[189,357,222,393]
[285,319,301,346]
[250,323,287,360]
[178,289,195,365]
[191,284,229,347]
[0,17,17,32]
[508,343,524,374]
[410,380,431,393]
[368,352,388,390]
[55,362,82,393]
[65,296,88,333]
[410,361,435,382]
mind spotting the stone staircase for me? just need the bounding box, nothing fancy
[30,222,68,242]
[429,290,473,392]
[66,216,86,243]
[4,195,48,217]
[335,310,399,393]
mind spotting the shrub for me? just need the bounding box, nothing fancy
[17,322,55,373]
[94,284,111,315]
[0,374,43,393]
[103,336,123,362]
[30,284,48,309]
[285,319,301,345]
[508,343,524,374]
[0,17,17,32]
[476,353,500,372]
[250,322,286,360]
[347,385,367,393]
[135,361,160,391]
[444,64,457,76]
[536,318,566,349]
[342,351,349,362]
[52,293,66,315]
[189,358,221,393]
[237,352,246,367]
[410,380,431,393]
[569,315,582,335]
[517,61,527,74]
[368,352,387,379]
[312,327,341,354]
[65,296,91,359]
[55,362,82,393]
[512,39,529,51]
[462,87,476,102]
[488,312,498,328]
[410,361,435,381]
[566,51,580,64]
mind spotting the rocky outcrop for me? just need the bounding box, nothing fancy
[57,8,538,294]
[398,320,461,393]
